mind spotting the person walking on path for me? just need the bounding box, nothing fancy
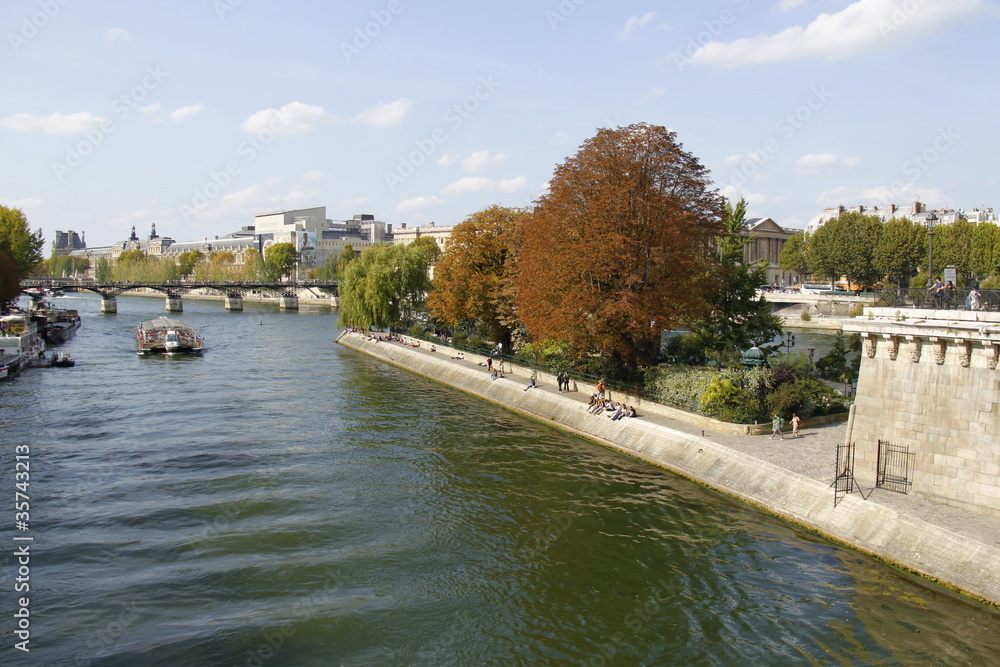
[486,356,493,374]
[771,413,784,440]
[791,413,801,438]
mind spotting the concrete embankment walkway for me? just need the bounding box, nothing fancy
[336,330,1000,607]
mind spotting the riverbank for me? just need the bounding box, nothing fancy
[336,330,1000,608]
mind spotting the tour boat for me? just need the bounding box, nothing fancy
[0,314,46,380]
[136,317,205,355]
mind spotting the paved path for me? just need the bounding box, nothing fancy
[410,342,1000,555]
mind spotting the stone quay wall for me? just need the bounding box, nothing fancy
[844,308,1000,517]
[337,330,1000,606]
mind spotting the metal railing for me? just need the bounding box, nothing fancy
[875,439,914,494]
[873,287,999,311]
[832,441,857,507]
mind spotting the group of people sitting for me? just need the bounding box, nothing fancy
[585,394,637,420]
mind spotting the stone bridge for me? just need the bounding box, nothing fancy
[21,279,338,312]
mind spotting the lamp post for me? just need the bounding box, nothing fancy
[926,212,938,284]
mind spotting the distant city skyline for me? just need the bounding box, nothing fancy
[3,1,998,248]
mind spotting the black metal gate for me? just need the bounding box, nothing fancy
[832,441,856,507]
[876,440,914,494]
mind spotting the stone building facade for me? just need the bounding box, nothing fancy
[843,308,1000,516]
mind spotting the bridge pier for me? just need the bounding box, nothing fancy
[224,296,244,311]
[100,297,118,313]
[165,296,183,312]
[278,296,299,310]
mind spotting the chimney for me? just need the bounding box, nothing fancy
[912,201,924,215]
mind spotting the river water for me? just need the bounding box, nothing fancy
[2,293,998,666]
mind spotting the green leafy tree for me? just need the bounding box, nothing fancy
[778,232,809,278]
[0,205,44,277]
[805,229,838,285]
[95,257,113,282]
[689,197,783,366]
[0,250,19,310]
[176,249,205,277]
[263,242,300,281]
[318,244,357,280]
[427,205,528,351]
[874,217,925,287]
[969,222,1000,281]
[932,219,974,283]
[338,243,431,330]
[808,212,883,287]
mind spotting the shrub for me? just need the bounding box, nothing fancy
[980,275,1000,290]
[645,366,717,412]
[766,377,847,418]
[800,311,812,321]
[699,379,760,424]
[847,303,866,318]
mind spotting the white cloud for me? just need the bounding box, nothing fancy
[461,150,508,172]
[301,170,328,182]
[720,152,766,170]
[816,186,856,206]
[720,184,781,207]
[778,0,805,11]
[687,0,985,67]
[861,183,950,208]
[617,11,658,40]
[2,111,108,134]
[241,101,331,135]
[352,98,413,126]
[104,28,131,41]
[550,130,571,145]
[170,104,206,122]
[242,98,412,134]
[437,153,459,167]
[395,196,444,214]
[139,103,161,116]
[795,152,860,173]
[441,176,526,197]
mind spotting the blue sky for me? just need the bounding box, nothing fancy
[2,0,998,248]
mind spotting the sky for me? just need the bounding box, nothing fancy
[2,0,999,249]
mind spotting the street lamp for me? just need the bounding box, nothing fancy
[926,212,938,284]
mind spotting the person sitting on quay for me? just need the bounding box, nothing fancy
[524,369,537,391]
[451,351,465,360]
[608,404,627,420]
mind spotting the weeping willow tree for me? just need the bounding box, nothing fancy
[338,242,431,330]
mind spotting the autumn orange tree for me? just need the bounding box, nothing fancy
[516,123,722,376]
[427,205,528,351]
